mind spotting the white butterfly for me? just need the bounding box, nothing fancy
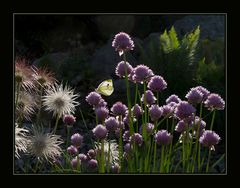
[95,79,114,96]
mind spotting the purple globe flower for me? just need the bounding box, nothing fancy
[130,133,143,146]
[155,130,172,145]
[111,163,120,173]
[204,93,225,111]
[95,107,109,122]
[87,149,96,159]
[111,101,128,116]
[161,104,175,117]
[146,123,154,134]
[124,143,132,153]
[166,94,181,104]
[195,86,210,101]
[71,157,80,169]
[147,75,167,92]
[78,153,88,163]
[168,101,178,108]
[88,159,98,169]
[199,130,220,150]
[63,114,76,125]
[185,87,204,104]
[139,124,155,135]
[191,116,206,131]
[133,64,154,83]
[86,91,102,106]
[112,32,134,54]
[67,145,78,155]
[105,117,118,132]
[115,61,133,78]
[123,112,136,126]
[141,90,156,106]
[131,104,143,118]
[149,104,162,122]
[92,124,108,139]
[71,133,83,148]
[128,68,136,82]
[96,98,107,108]
[174,101,196,120]
[175,120,188,133]
[123,130,130,142]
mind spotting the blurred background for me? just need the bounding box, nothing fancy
[14,14,225,155]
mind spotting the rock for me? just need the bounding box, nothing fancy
[88,39,138,80]
[32,52,70,73]
[173,15,224,40]
[96,15,135,39]
[141,32,161,54]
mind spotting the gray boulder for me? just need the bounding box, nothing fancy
[88,39,138,80]
[32,52,70,72]
[173,15,225,39]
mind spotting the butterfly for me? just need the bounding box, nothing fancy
[95,79,114,96]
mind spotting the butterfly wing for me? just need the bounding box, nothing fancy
[96,79,114,96]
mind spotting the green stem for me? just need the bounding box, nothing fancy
[139,154,143,173]
[95,112,98,125]
[134,143,138,172]
[143,81,147,140]
[53,114,60,134]
[66,125,71,148]
[79,108,88,130]
[171,118,175,134]
[192,104,203,172]
[166,141,173,172]
[119,127,123,172]
[206,149,212,173]
[154,115,169,131]
[107,141,111,173]
[134,83,138,106]
[182,135,185,171]
[160,145,165,173]
[210,110,216,130]
[166,118,169,131]
[185,124,190,172]
[153,140,157,172]
[198,141,201,171]
[123,52,133,135]
[157,92,159,105]
[145,139,152,172]
[100,139,105,173]
[199,102,203,118]
[200,148,208,172]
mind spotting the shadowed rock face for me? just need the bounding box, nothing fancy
[173,15,225,40]
[88,39,139,79]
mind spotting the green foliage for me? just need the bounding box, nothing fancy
[195,37,225,96]
[137,26,225,134]
[198,37,224,65]
[160,26,179,53]
[182,26,200,62]
[137,26,201,98]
